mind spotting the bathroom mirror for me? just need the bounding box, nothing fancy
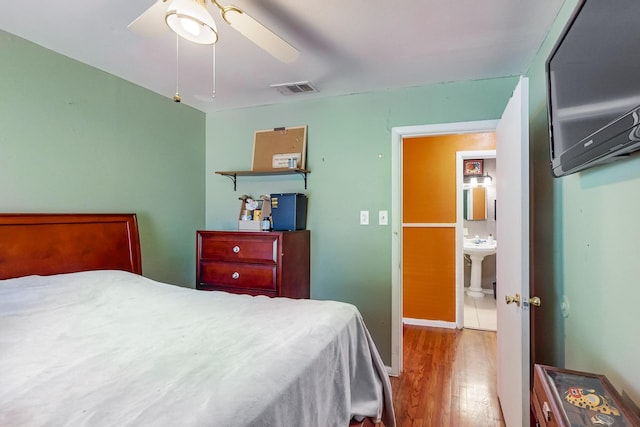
[463,187,487,221]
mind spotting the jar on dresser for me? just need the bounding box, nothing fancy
[196,230,310,298]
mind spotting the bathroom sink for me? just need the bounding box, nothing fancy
[463,239,497,256]
[464,239,497,298]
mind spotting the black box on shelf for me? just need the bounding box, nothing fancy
[270,193,307,231]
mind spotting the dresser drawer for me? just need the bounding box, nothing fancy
[198,261,276,291]
[198,233,277,264]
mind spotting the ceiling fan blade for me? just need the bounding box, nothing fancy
[221,7,300,63]
[128,0,170,37]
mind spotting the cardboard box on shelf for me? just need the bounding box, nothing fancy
[238,195,272,231]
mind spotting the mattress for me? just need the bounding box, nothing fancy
[0,270,394,427]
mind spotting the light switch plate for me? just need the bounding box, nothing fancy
[561,295,570,318]
[360,210,369,225]
[379,210,388,225]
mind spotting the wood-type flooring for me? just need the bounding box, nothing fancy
[389,325,506,427]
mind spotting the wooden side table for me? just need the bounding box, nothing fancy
[532,364,640,426]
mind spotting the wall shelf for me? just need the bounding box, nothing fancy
[215,169,310,191]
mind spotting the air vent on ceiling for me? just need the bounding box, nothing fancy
[270,81,318,96]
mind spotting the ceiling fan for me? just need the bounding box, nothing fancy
[128,0,300,63]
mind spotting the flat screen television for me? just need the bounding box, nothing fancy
[546,0,640,177]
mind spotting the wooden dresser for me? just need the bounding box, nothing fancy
[532,364,640,427]
[196,230,310,298]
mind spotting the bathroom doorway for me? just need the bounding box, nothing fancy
[390,119,498,376]
[459,151,497,332]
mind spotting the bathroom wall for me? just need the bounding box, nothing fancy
[464,157,496,290]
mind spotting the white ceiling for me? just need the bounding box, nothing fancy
[0,0,564,113]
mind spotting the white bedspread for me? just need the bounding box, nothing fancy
[0,270,394,427]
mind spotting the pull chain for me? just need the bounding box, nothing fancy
[211,43,216,99]
[173,35,181,103]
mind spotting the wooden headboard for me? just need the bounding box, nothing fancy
[0,213,142,280]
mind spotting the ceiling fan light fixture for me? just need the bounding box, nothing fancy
[166,0,218,45]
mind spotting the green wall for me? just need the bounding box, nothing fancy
[205,78,518,363]
[527,1,640,404]
[0,31,206,286]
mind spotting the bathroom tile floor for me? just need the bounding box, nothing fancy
[464,291,497,331]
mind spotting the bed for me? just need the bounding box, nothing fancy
[0,214,395,427]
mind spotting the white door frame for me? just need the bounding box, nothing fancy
[390,120,499,376]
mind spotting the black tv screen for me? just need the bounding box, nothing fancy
[546,0,640,177]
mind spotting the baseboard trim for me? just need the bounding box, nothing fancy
[385,365,398,377]
[402,317,457,329]
[463,286,495,295]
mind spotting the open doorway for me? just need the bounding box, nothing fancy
[389,120,498,376]
[458,150,497,332]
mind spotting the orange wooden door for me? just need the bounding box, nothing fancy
[402,133,495,322]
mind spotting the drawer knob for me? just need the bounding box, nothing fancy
[233,245,240,253]
[542,401,551,421]
[232,272,240,280]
